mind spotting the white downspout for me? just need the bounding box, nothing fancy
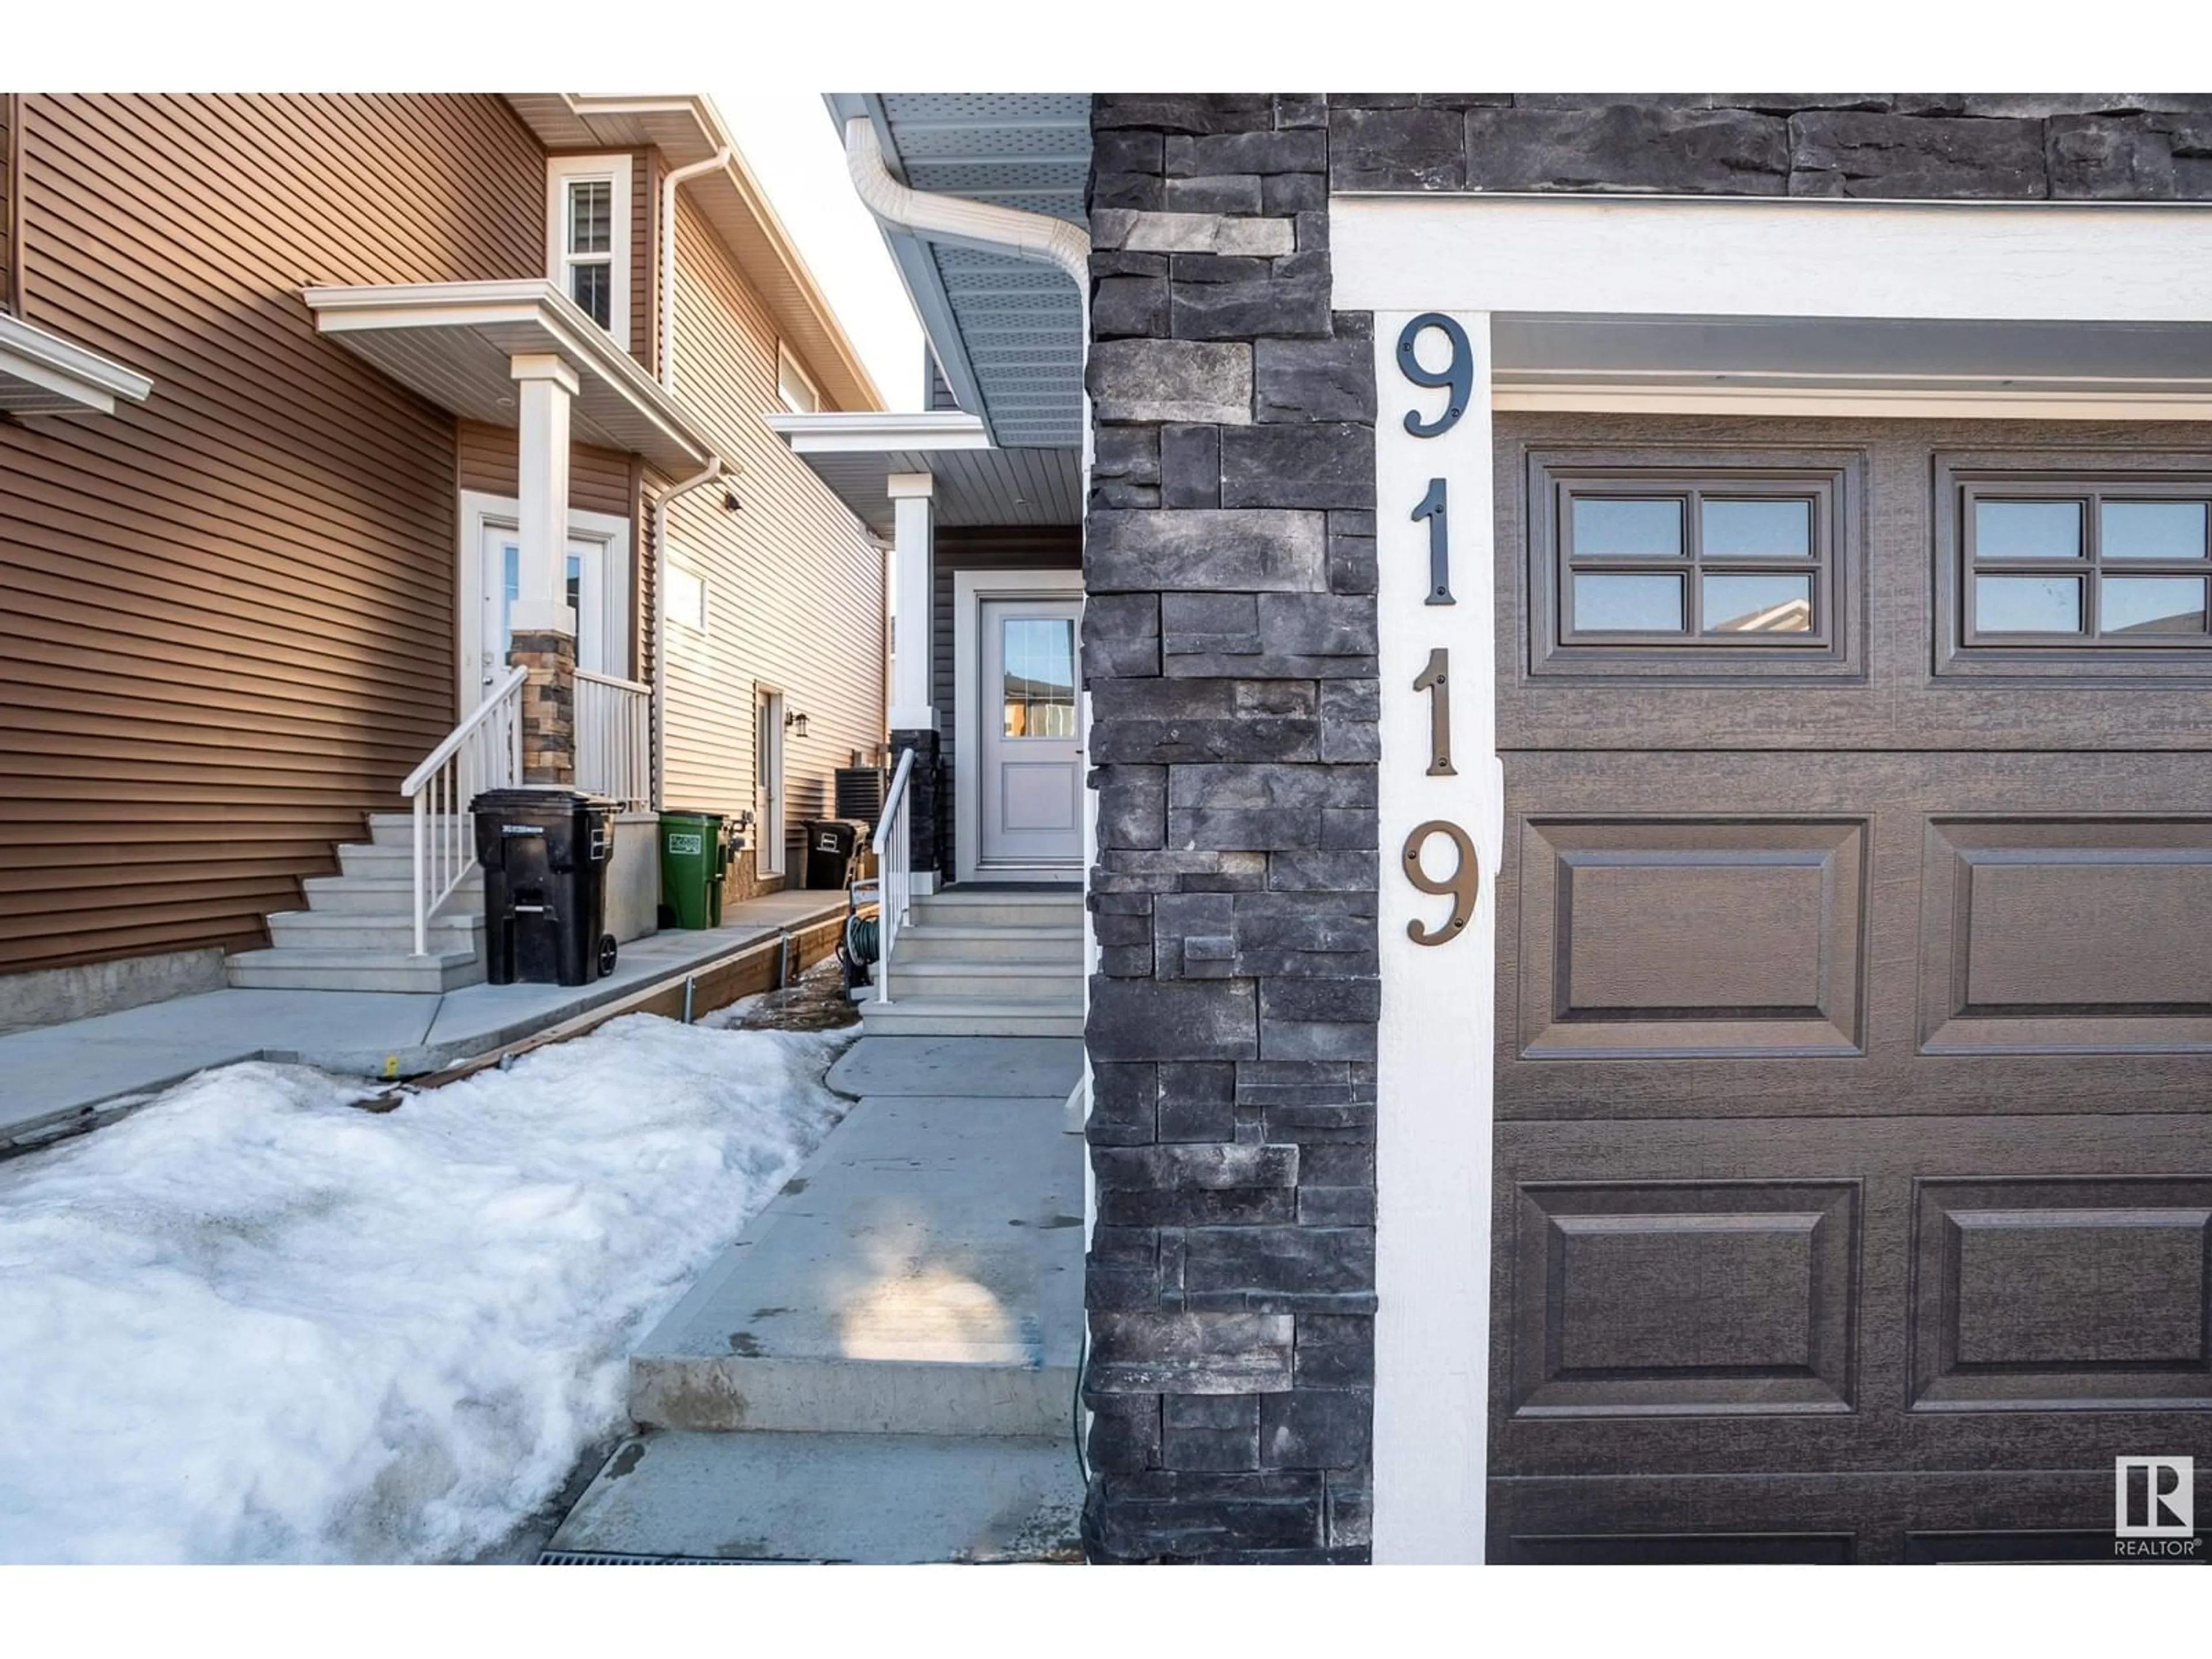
[648,460,722,810]
[659,147,732,395]
[843,114,1091,341]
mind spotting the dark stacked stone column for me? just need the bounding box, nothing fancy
[1081,93,1379,1565]
[888,728,941,881]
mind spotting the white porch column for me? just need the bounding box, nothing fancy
[510,353,581,785]
[887,471,935,730]
[510,353,579,638]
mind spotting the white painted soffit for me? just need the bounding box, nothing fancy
[1491,313,2212,416]
[768,410,1081,533]
[504,93,882,414]
[0,312,153,415]
[302,280,719,474]
[825,93,1088,448]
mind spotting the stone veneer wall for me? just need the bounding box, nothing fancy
[1079,90,2209,1567]
[1082,93,1380,1565]
[1325,94,2212,199]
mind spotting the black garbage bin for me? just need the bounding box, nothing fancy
[800,818,863,891]
[471,787,618,986]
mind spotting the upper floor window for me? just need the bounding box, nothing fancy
[777,345,820,414]
[1528,450,1858,679]
[546,156,631,342]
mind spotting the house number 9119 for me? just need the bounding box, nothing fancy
[1397,313,1476,947]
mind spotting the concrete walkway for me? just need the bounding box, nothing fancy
[0,891,843,1149]
[545,1033,1088,1564]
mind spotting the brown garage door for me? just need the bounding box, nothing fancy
[1488,414,2212,1565]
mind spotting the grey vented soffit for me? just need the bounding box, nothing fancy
[824,93,1088,450]
[0,312,153,415]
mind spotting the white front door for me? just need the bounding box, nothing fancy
[464,519,613,715]
[977,598,1083,871]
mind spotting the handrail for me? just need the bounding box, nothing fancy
[574,670,652,810]
[408,668,528,956]
[873,747,915,854]
[575,669,650,692]
[872,747,916,1005]
[406,666,528,796]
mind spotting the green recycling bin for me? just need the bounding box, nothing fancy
[659,809,728,929]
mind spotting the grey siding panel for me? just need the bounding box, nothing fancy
[931,527,1082,879]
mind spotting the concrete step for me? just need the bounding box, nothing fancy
[857,998,1084,1039]
[300,873,486,917]
[367,813,472,849]
[335,841,417,880]
[223,945,484,993]
[914,891,1081,929]
[893,923,1083,967]
[629,1092,1083,1437]
[264,909,485,955]
[883,961,1083,1003]
[544,1430,1082,1564]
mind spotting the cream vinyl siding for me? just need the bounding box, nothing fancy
[657,193,884,886]
[0,94,546,974]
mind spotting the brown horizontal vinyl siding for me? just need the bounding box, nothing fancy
[0,93,545,974]
[657,192,885,894]
[456,421,638,519]
[930,528,1083,878]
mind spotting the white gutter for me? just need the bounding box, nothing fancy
[659,147,733,395]
[648,459,724,809]
[843,115,1090,304]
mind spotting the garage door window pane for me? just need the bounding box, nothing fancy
[1977,574,2082,633]
[1706,574,1813,634]
[1703,499,1812,558]
[2103,575,2207,635]
[1975,500,2082,559]
[1575,573,1683,632]
[2103,501,2208,562]
[1573,498,1683,557]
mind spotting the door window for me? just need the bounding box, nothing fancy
[1000,616,1076,738]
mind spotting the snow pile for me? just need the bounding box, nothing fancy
[0,1014,852,1563]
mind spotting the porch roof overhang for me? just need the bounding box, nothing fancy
[505,94,882,414]
[824,94,1089,448]
[767,410,1081,535]
[0,312,153,415]
[301,279,721,474]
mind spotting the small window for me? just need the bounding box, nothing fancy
[1957,478,2212,647]
[667,562,707,635]
[546,156,631,342]
[1532,454,1852,676]
[777,345,820,414]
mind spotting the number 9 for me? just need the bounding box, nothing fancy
[1396,313,1472,439]
[1402,819,1478,946]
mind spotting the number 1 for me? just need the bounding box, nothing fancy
[1412,647,1455,778]
[1412,478,1453,605]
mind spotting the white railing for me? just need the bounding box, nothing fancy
[405,665,527,956]
[575,670,652,810]
[872,746,916,1003]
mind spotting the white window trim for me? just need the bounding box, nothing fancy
[666,556,708,637]
[545,154,632,345]
[1335,191,2212,1566]
[457,490,632,714]
[777,343,821,414]
[952,568,1084,887]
